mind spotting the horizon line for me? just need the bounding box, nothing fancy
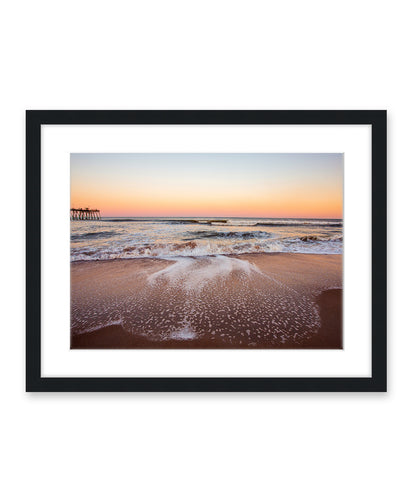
[98,215,343,220]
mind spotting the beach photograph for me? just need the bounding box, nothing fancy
[70,153,343,349]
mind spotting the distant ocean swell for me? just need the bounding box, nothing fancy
[101,218,341,227]
[253,222,342,228]
[71,230,118,241]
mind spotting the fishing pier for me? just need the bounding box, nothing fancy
[71,208,101,220]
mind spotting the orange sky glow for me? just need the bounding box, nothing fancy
[71,153,343,219]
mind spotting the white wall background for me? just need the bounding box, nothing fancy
[1,1,413,498]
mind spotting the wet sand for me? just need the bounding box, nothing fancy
[71,253,342,349]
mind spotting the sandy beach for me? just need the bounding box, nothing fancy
[71,253,342,349]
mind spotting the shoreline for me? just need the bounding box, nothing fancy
[71,253,343,349]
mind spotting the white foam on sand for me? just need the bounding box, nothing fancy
[76,319,123,335]
[147,255,260,292]
[168,324,197,340]
[71,254,334,346]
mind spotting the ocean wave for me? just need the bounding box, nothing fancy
[71,236,342,261]
[167,219,228,225]
[297,235,343,242]
[84,218,341,228]
[255,221,342,227]
[99,219,229,225]
[103,218,143,222]
[100,218,227,224]
[187,230,272,240]
[71,230,118,241]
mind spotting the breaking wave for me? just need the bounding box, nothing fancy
[71,236,342,261]
[71,217,343,261]
[187,230,272,239]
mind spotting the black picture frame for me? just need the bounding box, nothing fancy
[26,110,387,392]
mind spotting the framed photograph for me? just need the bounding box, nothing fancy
[26,110,386,392]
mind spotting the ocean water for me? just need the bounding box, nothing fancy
[70,217,343,262]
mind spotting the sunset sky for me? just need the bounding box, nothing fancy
[70,153,343,218]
